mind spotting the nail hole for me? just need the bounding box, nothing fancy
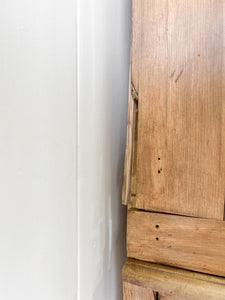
[155,225,159,228]
[158,170,161,174]
[156,237,159,241]
[158,157,160,160]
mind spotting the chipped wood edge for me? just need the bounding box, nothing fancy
[122,73,138,206]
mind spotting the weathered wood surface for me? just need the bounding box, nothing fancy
[123,259,225,300]
[122,0,141,205]
[122,75,137,205]
[135,0,225,219]
[130,0,141,91]
[127,210,225,277]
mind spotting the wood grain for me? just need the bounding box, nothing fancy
[130,0,141,91]
[123,282,184,300]
[127,210,225,277]
[123,259,225,300]
[123,282,155,300]
[122,75,137,205]
[159,294,185,300]
[136,0,225,219]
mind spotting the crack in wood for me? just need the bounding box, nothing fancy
[131,82,138,102]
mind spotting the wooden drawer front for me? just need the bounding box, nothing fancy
[127,210,225,277]
[123,259,225,300]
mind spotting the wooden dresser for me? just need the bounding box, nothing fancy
[122,1,225,299]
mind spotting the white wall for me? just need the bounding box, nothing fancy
[0,0,130,299]
[0,1,76,299]
[77,0,131,299]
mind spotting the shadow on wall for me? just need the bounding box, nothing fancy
[77,0,132,299]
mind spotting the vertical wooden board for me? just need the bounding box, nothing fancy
[122,76,137,205]
[137,0,168,211]
[136,0,225,219]
[122,0,141,206]
[130,106,138,207]
[131,0,142,91]
[123,282,156,300]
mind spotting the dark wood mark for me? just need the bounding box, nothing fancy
[174,68,184,83]
[131,81,139,102]
[170,70,176,78]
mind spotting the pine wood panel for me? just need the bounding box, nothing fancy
[130,0,141,91]
[136,0,225,219]
[123,282,155,300]
[123,259,225,300]
[127,210,225,277]
[122,76,137,205]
